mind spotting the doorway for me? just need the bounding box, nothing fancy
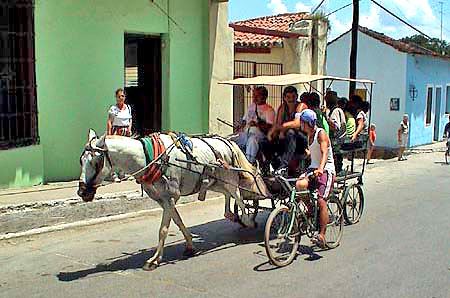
[434,86,442,141]
[124,34,162,136]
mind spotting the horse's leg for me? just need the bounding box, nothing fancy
[143,199,172,271]
[224,194,235,221]
[230,187,255,228]
[171,207,195,256]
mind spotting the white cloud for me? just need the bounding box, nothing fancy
[267,0,287,15]
[388,0,435,21]
[360,4,381,28]
[295,2,312,13]
[328,13,351,40]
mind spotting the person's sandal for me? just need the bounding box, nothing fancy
[311,234,326,249]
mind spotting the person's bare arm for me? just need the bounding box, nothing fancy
[316,130,329,176]
[351,118,364,142]
[281,118,301,131]
[127,119,133,136]
[275,105,284,127]
[106,116,113,135]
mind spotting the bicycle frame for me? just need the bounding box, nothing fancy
[276,175,320,237]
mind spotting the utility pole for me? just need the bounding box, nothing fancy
[349,0,359,96]
[439,1,443,54]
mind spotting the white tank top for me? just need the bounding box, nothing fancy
[309,128,336,174]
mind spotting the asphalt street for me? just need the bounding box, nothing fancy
[1,151,449,298]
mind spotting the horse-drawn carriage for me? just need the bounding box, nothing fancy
[78,73,374,269]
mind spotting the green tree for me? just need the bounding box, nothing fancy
[399,34,450,56]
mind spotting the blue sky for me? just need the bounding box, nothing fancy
[229,0,450,41]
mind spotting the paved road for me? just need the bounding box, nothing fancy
[1,152,449,298]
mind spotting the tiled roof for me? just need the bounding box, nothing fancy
[329,26,444,58]
[232,12,309,48]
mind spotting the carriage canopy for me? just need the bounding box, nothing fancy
[219,73,375,86]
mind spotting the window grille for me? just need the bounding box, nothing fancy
[0,0,39,150]
[234,60,283,113]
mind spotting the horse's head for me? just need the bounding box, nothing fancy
[78,129,111,202]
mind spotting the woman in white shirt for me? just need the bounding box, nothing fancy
[106,88,132,136]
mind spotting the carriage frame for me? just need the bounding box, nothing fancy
[219,73,375,225]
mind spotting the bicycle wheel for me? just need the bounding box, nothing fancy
[264,205,300,267]
[325,197,343,249]
[445,150,449,165]
[342,183,364,224]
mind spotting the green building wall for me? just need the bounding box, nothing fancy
[0,0,210,189]
[0,145,44,189]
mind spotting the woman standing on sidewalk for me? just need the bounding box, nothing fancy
[106,88,133,182]
[106,88,133,137]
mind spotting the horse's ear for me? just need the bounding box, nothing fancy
[88,129,97,141]
[96,135,106,148]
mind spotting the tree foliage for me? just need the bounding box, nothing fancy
[399,34,450,56]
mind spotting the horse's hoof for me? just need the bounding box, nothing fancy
[183,248,196,257]
[224,212,235,221]
[142,263,158,271]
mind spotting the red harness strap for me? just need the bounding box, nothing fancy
[137,134,166,184]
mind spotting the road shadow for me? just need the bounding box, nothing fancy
[57,216,267,282]
[253,244,323,272]
[434,161,449,166]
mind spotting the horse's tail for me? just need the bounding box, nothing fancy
[228,141,256,179]
[228,141,270,198]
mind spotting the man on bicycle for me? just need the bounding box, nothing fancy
[444,119,450,143]
[295,109,336,248]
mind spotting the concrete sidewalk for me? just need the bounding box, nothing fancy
[0,176,222,237]
[0,140,446,239]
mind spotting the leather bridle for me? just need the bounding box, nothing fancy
[79,139,113,192]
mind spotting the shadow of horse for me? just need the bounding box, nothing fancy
[57,215,270,282]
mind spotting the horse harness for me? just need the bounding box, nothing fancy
[136,133,167,185]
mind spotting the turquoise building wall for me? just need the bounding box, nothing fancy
[406,55,450,147]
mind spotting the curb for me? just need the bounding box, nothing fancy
[0,189,141,214]
[0,187,223,236]
[0,195,224,240]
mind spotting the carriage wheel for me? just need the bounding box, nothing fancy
[342,183,364,225]
[325,197,344,249]
[233,200,259,228]
[264,205,300,267]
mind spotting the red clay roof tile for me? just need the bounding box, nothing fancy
[232,12,309,47]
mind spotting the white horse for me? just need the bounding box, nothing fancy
[78,129,269,270]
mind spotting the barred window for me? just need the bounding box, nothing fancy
[0,0,39,150]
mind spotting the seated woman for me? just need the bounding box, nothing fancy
[267,87,308,175]
[351,96,370,145]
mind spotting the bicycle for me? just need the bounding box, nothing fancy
[445,139,449,165]
[264,173,344,267]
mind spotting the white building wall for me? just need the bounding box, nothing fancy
[327,31,407,148]
[208,1,234,135]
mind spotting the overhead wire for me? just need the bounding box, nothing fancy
[311,0,327,15]
[369,0,433,39]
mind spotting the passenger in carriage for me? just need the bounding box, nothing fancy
[295,109,336,248]
[339,97,356,139]
[350,96,370,143]
[325,91,346,174]
[236,86,275,164]
[308,92,330,136]
[267,87,308,175]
